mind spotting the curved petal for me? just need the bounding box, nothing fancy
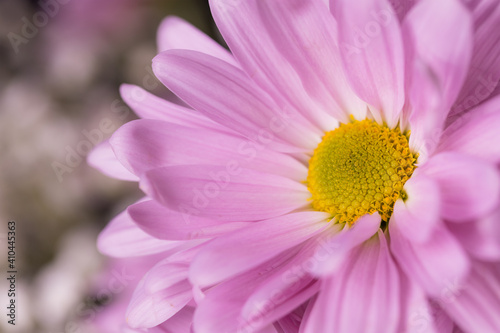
[439,95,500,164]
[128,200,250,240]
[392,172,440,243]
[126,259,192,328]
[404,0,473,112]
[157,16,238,67]
[403,0,473,160]
[448,205,500,261]
[401,277,453,333]
[189,211,330,287]
[119,84,229,133]
[451,0,500,116]
[209,0,359,127]
[331,0,405,128]
[140,165,311,223]
[155,306,194,333]
[438,262,500,333]
[310,213,381,276]
[303,231,401,333]
[87,140,138,182]
[110,119,308,180]
[422,152,500,222]
[238,239,321,332]
[153,49,320,152]
[97,206,181,258]
[390,220,470,297]
[193,249,302,333]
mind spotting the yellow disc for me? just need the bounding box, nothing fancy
[307,119,417,225]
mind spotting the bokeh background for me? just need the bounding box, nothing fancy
[0,1,219,332]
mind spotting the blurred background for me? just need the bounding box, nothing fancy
[0,0,219,332]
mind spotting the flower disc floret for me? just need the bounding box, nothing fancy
[307,119,417,225]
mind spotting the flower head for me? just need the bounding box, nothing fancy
[91,0,500,332]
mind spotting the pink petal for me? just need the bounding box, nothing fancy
[399,271,454,333]
[238,240,322,331]
[274,303,307,333]
[119,84,228,133]
[303,231,401,333]
[126,259,192,328]
[422,152,500,222]
[87,140,138,182]
[331,0,405,128]
[110,119,307,180]
[448,206,500,261]
[193,249,302,333]
[128,200,250,240]
[155,306,194,333]
[97,206,181,258]
[390,220,470,297]
[439,95,500,164]
[211,0,367,125]
[404,54,443,162]
[438,262,500,333]
[310,213,381,276]
[403,0,473,163]
[404,0,472,112]
[402,0,472,160]
[391,172,440,243]
[451,1,500,116]
[140,165,311,222]
[190,211,330,287]
[388,0,416,21]
[153,50,320,152]
[157,16,238,67]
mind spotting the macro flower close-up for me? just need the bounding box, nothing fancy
[89,0,500,332]
[84,0,500,332]
[4,0,499,332]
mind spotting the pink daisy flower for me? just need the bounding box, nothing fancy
[90,0,500,332]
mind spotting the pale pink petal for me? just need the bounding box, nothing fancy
[404,56,443,162]
[439,95,500,163]
[331,0,405,128]
[404,0,473,113]
[87,140,138,182]
[422,152,500,222]
[310,213,381,276]
[448,206,500,261]
[128,200,250,240]
[155,306,194,333]
[392,172,440,242]
[97,207,181,258]
[110,119,307,180]
[193,249,302,333]
[126,259,192,328]
[157,16,238,66]
[119,84,229,133]
[239,240,322,331]
[438,262,500,333]
[189,211,330,287]
[390,221,470,297]
[401,280,437,333]
[399,271,453,333]
[451,0,500,116]
[153,50,320,152]
[209,0,355,127]
[140,165,311,222]
[303,231,401,333]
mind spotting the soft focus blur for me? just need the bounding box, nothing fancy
[0,1,219,332]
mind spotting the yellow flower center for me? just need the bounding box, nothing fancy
[307,119,417,225]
